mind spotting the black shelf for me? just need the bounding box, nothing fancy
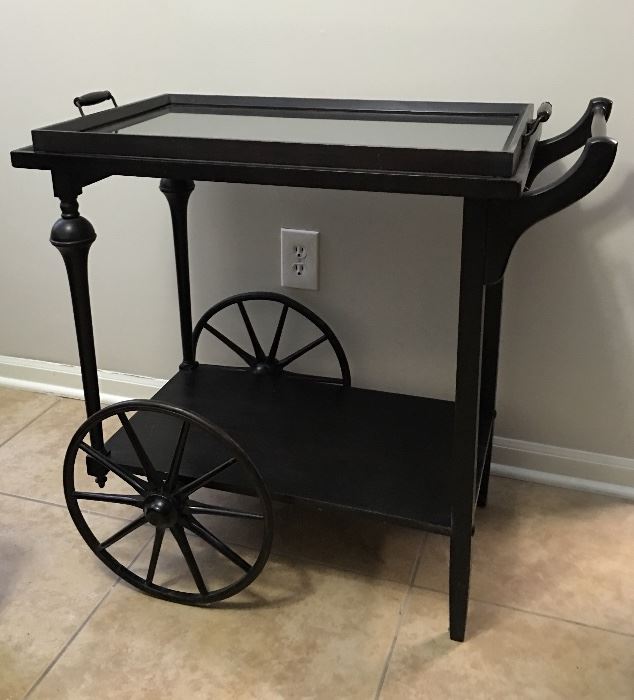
[105,365,491,534]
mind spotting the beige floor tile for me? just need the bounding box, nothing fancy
[0,387,57,446]
[0,398,85,505]
[0,397,128,519]
[415,477,634,635]
[380,588,634,700]
[0,493,150,700]
[31,557,406,700]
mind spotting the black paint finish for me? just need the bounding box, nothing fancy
[50,198,106,485]
[159,178,197,370]
[31,94,532,178]
[64,400,274,605]
[10,94,617,642]
[192,291,351,387]
[449,200,487,641]
[106,365,469,533]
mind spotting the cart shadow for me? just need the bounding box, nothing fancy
[189,488,422,586]
[269,503,421,580]
[210,502,418,610]
[211,558,314,611]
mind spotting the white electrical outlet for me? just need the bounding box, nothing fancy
[281,228,319,290]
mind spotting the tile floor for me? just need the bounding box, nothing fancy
[0,386,632,699]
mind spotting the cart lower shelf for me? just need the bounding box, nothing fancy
[105,365,492,534]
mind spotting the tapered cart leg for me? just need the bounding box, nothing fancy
[160,178,197,370]
[477,280,504,507]
[50,196,106,485]
[449,199,487,641]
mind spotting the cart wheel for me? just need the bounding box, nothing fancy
[193,291,351,386]
[64,400,274,605]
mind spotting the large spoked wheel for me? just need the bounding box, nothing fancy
[193,291,351,386]
[64,400,274,605]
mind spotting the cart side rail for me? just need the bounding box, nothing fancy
[485,98,617,285]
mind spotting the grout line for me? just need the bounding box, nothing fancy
[373,536,425,700]
[23,586,115,698]
[0,489,136,522]
[408,532,428,584]
[472,596,634,639]
[412,582,634,640]
[22,533,154,699]
[0,398,60,449]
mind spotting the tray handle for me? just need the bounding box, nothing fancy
[522,101,552,145]
[486,104,617,284]
[526,97,612,188]
[73,91,118,116]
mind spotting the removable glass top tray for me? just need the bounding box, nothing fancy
[31,94,534,177]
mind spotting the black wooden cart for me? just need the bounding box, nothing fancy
[10,93,616,641]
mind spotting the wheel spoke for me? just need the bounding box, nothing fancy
[237,301,265,361]
[118,414,162,486]
[204,323,256,366]
[187,500,264,520]
[98,515,147,551]
[170,524,208,594]
[282,370,343,385]
[277,334,328,369]
[184,516,251,573]
[268,304,288,362]
[146,527,165,585]
[172,457,237,498]
[165,421,190,492]
[79,442,148,495]
[74,492,144,508]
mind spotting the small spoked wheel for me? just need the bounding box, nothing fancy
[193,291,351,386]
[64,400,273,605]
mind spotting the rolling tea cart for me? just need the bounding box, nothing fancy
[10,93,616,641]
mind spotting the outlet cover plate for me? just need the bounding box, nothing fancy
[281,228,319,290]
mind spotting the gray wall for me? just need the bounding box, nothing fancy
[1,1,632,462]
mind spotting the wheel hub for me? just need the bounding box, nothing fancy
[252,362,277,375]
[144,495,178,528]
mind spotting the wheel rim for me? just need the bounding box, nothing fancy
[64,400,274,605]
[192,291,351,386]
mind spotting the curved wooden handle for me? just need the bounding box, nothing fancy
[73,91,118,116]
[536,101,553,122]
[487,133,617,284]
[523,136,617,221]
[523,102,553,144]
[526,97,612,188]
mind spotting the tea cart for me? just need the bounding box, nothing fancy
[10,93,616,641]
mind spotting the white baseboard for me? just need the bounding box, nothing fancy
[490,462,634,500]
[0,354,165,405]
[492,437,634,499]
[0,355,632,500]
